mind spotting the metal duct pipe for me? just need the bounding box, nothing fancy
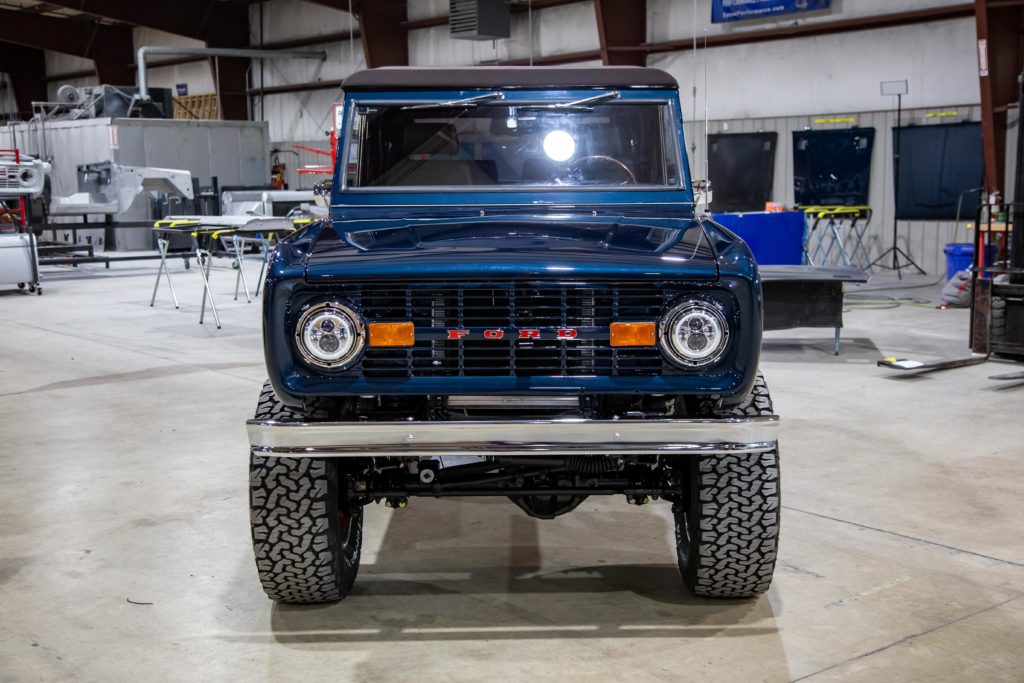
[135,45,327,103]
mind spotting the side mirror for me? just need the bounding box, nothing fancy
[313,180,331,209]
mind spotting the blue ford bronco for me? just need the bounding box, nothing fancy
[247,67,780,603]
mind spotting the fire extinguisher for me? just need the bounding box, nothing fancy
[271,155,287,190]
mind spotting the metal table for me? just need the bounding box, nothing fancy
[760,265,870,355]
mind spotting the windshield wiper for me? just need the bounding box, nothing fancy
[518,91,621,111]
[402,92,505,110]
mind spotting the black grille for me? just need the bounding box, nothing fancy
[343,283,673,378]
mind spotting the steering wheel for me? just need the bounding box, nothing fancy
[567,155,637,185]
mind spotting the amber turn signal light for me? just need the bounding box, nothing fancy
[369,322,415,347]
[609,321,656,347]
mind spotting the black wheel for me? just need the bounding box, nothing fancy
[674,372,780,598]
[249,381,362,603]
[991,295,1024,360]
[992,296,1007,342]
[16,282,24,289]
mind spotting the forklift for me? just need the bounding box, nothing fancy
[970,73,1024,368]
[880,73,1024,380]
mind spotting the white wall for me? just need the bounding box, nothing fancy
[648,0,972,41]
[652,17,979,120]
[44,29,217,100]
[252,0,358,42]
[250,0,364,143]
[45,52,96,100]
[34,0,985,124]
[133,28,216,95]
[408,1,599,65]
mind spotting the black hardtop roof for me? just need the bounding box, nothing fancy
[341,66,678,91]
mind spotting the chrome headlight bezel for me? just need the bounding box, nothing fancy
[659,300,731,368]
[293,301,365,370]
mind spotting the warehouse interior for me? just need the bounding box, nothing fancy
[1,1,1022,681]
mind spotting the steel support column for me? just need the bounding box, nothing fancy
[354,0,408,68]
[212,57,252,121]
[594,0,646,67]
[975,0,1024,197]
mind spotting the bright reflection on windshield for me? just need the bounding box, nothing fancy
[344,101,682,190]
[543,130,576,162]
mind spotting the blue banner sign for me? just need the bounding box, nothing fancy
[712,0,830,24]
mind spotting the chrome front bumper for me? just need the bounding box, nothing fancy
[246,416,779,458]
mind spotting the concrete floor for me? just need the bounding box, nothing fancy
[1,257,1022,682]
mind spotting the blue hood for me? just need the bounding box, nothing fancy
[303,213,719,282]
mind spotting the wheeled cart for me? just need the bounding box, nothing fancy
[0,230,41,295]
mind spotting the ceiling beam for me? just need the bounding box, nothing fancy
[594,0,646,67]
[975,0,1024,196]
[258,30,362,51]
[40,0,249,47]
[488,49,602,66]
[301,0,354,11]
[0,9,134,84]
[0,42,48,119]
[249,79,344,97]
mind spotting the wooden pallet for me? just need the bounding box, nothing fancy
[173,93,220,120]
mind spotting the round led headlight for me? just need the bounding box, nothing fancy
[660,301,730,367]
[294,302,364,369]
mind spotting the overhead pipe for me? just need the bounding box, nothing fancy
[134,45,327,104]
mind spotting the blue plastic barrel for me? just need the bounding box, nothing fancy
[943,243,997,280]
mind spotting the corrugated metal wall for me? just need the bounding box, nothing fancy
[684,104,985,275]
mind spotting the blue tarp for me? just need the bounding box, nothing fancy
[712,0,830,24]
[712,211,805,266]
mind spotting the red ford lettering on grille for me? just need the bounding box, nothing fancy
[446,328,578,340]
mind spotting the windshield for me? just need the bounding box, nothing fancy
[343,99,682,190]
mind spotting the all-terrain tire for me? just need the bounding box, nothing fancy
[674,372,780,598]
[249,381,362,603]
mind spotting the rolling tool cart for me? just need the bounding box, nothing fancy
[0,149,43,294]
[0,229,41,294]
